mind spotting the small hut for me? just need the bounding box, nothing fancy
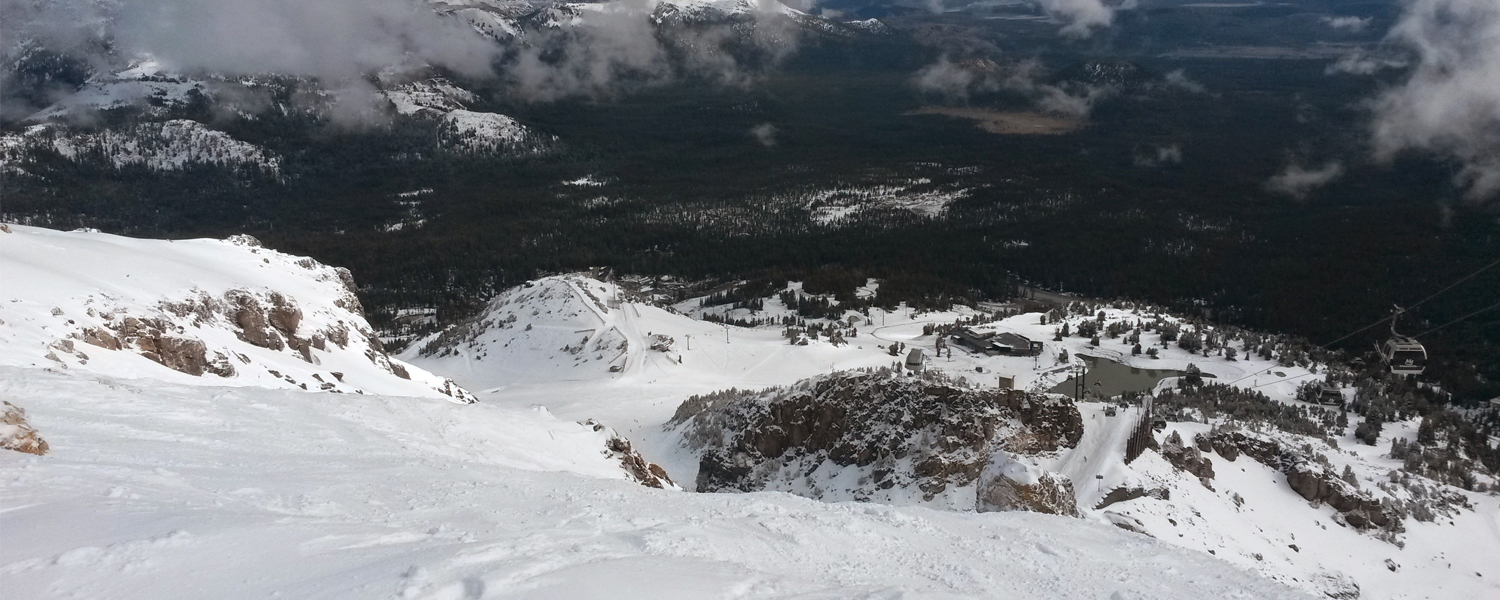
[905,348,925,372]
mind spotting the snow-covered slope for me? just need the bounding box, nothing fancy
[0,224,468,402]
[22,61,207,122]
[405,273,1500,600]
[0,366,1313,600]
[383,78,557,156]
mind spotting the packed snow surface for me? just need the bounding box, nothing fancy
[0,368,1311,599]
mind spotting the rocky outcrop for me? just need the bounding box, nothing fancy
[1159,431,1215,485]
[1102,511,1151,536]
[587,420,675,489]
[1311,573,1361,600]
[1094,486,1170,510]
[672,370,1083,505]
[1202,427,1402,532]
[80,316,228,376]
[1284,463,1398,530]
[1,402,48,455]
[976,455,1079,516]
[226,290,303,352]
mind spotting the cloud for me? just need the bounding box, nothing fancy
[1369,0,1500,200]
[1031,0,1117,39]
[1134,145,1182,167]
[1322,16,1373,32]
[1265,162,1344,198]
[6,0,498,82]
[911,56,998,102]
[1034,83,1111,117]
[502,0,801,102]
[751,123,778,147]
[1325,52,1409,75]
[1163,69,1205,93]
[911,56,1114,117]
[1,0,501,123]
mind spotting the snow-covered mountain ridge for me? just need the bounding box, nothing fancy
[0,120,280,178]
[0,364,1311,599]
[0,224,470,402]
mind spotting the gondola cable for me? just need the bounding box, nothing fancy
[1413,299,1500,339]
[1223,254,1500,386]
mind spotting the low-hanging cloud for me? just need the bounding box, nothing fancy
[750,123,778,147]
[1265,161,1344,199]
[6,0,499,82]
[911,56,1114,117]
[1322,16,1373,32]
[1163,69,1206,94]
[1,0,501,123]
[1134,145,1182,167]
[911,56,998,102]
[1031,0,1117,39]
[5,0,808,119]
[1370,0,1500,200]
[502,0,801,102]
[1325,51,1408,75]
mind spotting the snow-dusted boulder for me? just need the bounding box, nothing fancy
[0,401,48,455]
[977,452,1080,516]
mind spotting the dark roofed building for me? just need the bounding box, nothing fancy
[950,328,998,355]
[992,332,1043,357]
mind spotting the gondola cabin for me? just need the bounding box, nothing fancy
[1380,336,1427,376]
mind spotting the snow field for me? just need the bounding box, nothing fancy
[0,367,1312,600]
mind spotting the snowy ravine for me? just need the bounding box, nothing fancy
[0,367,1311,599]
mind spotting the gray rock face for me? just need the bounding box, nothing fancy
[672,371,1083,506]
[1160,431,1215,482]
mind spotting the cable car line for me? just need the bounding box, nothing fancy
[1224,254,1499,385]
[1413,299,1500,339]
[1402,255,1500,315]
